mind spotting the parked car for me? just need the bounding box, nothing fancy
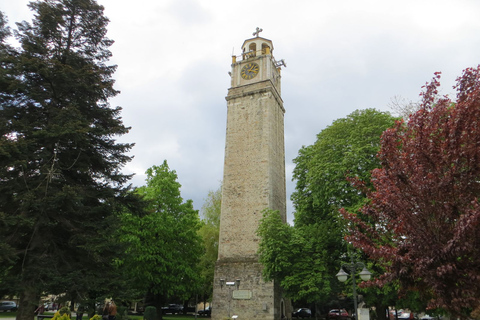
[292,308,312,318]
[161,304,183,314]
[328,309,349,319]
[0,301,18,312]
[198,307,212,316]
[399,313,416,320]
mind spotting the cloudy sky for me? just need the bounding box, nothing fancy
[4,0,480,223]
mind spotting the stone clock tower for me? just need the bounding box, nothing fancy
[212,28,290,320]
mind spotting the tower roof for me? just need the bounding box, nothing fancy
[241,36,274,59]
[241,36,274,52]
[240,28,274,57]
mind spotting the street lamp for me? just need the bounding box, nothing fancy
[336,259,372,320]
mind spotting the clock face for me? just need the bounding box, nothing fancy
[240,62,260,80]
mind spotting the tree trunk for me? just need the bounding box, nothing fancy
[182,301,188,315]
[87,301,96,319]
[152,294,164,320]
[374,304,388,320]
[144,291,165,320]
[17,286,39,320]
[70,298,75,312]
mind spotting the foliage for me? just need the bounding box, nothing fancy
[144,306,157,320]
[51,314,70,320]
[0,11,15,285]
[258,209,334,302]
[388,95,421,120]
[0,1,135,319]
[117,161,203,319]
[58,307,71,317]
[471,306,480,320]
[342,67,480,318]
[197,186,221,303]
[115,306,128,320]
[51,308,71,320]
[292,108,398,225]
[0,11,9,42]
[89,316,102,320]
[258,109,397,304]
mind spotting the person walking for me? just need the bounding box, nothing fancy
[102,302,110,320]
[103,301,117,320]
[108,301,117,320]
[35,304,45,315]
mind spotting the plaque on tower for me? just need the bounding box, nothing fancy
[233,290,253,300]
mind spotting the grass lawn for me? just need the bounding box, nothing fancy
[0,312,16,318]
[128,315,201,320]
[128,315,199,320]
[0,313,204,320]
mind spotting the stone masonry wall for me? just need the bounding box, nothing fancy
[212,52,290,320]
[217,83,286,260]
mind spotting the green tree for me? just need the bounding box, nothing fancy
[259,109,397,313]
[0,1,134,319]
[0,10,16,296]
[197,186,221,308]
[0,11,8,41]
[293,109,398,224]
[258,209,327,302]
[0,11,13,96]
[117,161,203,320]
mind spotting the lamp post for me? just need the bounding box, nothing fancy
[336,257,372,320]
[220,278,240,318]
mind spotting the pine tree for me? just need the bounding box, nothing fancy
[0,1,134,319]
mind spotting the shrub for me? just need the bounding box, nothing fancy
[144,306,156,320]
[51,308,71,320]
[116,306,128,320]
[59,307,71,316]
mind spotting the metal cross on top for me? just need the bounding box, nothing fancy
[253,27,263,37]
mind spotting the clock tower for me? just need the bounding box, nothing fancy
[212,28,290,320]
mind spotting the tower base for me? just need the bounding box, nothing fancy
[211,258,291,320]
